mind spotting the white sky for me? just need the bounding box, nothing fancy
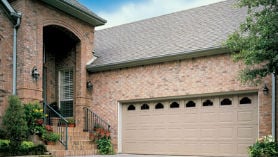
[96,0,226,30]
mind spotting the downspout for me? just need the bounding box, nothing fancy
[272,72,276,139]
[1,0,22,95]
[12,15,21,95]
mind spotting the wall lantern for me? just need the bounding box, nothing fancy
[263,83,269,95]
[86,81,93,90]
[31,66,40,81]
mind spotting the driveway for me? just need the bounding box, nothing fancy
[69,154,210,157]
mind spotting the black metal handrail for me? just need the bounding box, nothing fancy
[44,102,68,150]
[83,107,111,132]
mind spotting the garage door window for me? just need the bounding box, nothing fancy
[127,105,136,111]
[186,101,196,107]
[170,102,179,108]
[203,99,213,106]
[155,103,164,109]
[221,98,232,106]
[240,97,252,104]
[141,104,149,110]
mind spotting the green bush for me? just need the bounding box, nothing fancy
[96,137,113,155]
[2,95,28,155]
[24,102,45,136]
[92,127,114,155]
[0,129,7,139]
[19,141,34,154]
[0,140,47,156]
[0,139,10,153]
[42,132,60,142]
[249,135,278,157]
[31,144,47,155]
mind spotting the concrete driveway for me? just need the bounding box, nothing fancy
[69,154,211,157]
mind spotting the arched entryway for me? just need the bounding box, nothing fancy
[43,25,80,118]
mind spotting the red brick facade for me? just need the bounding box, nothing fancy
[0,0,94,127]
[0,3,14,121]
[90,53,273,146]
[0,0,276,154]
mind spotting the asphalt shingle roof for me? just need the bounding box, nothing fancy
[62,0,101,19]
[92,0,247,68]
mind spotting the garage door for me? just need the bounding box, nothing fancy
[122,94,258,157]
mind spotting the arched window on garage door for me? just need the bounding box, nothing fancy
[203,99,213,106]
[221,98,232,106]
[155,103,164,109]
[170,102,180,108]
[127,105,136,111]
[186,101,196,107]
[141,104,149,110]
[240,97,252,104]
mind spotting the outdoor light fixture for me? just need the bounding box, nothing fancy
[86,81,93,90]
[31,66,40,80]
[263,83,269,95]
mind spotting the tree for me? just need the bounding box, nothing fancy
[2,95,28,154]
[225,0,278,84]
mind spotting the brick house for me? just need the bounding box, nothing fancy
[0,0,277,157]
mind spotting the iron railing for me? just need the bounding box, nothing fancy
[83,107,111,132]
[44,102,68,150]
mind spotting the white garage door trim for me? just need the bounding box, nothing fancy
[118,92,259,156]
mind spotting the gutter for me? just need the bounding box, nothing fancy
[40,0,106,26]
[1,0,22,95]
[87,47,230,73]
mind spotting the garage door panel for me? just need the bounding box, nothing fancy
[237,143,250,155]
[200,143,218,154]
[219,143,236,154]
[122,94,258,157]
[219,127,234,139]
[200,112,218,122]
[219,112,235,123]
[237,126,257,139]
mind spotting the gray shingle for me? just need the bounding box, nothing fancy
[93,0,247,67]
[63,0,100,18]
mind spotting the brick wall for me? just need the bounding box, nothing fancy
[1,0,95,127]
[0,5,13,123]
[90,53,273,147]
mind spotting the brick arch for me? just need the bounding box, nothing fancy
[42,19,82,41]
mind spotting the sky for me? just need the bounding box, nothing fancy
[78,0,225,30]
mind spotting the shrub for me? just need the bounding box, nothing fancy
[31,144,47,155]
[0,140,47,156]
[19,141,34,154]
[0,128,7,139]
[249,135,278,157]
[96,137,113,155]
[2,95,28,154]
[93,127,113,155]
[0,139,10,153]
[24,102,45,136]
[42,132,60,142]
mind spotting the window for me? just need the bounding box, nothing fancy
[141,104,149,110]
[170,102,179,108]
[127,105,136,111]
[240,97,252,104]
[59,69,73,117]
[155,103,164,109]
[221,98,232,106]
[186,101,196,107]
[203,99,213,106]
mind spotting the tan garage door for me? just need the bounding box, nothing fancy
[122,94,258,157]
